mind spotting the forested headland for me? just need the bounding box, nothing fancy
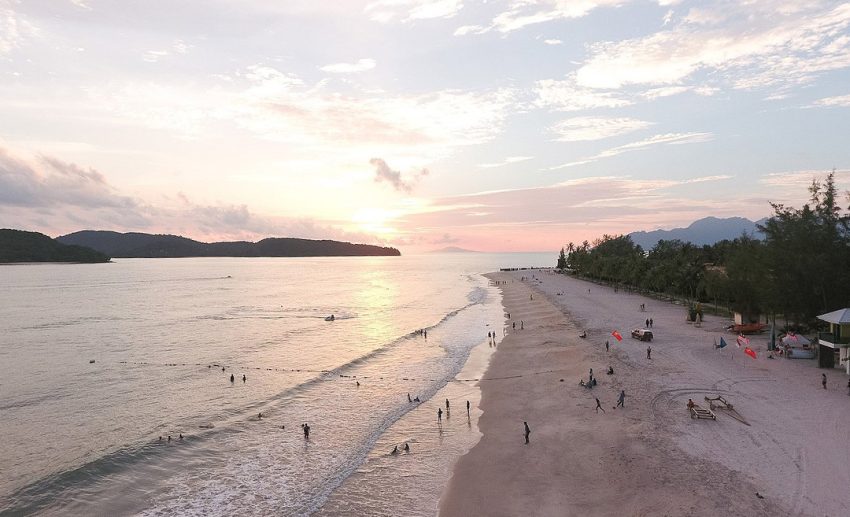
[556,172,849,328]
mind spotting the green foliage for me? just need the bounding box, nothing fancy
[563,170,850,324]
[556,247,567,270]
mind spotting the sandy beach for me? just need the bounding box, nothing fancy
[440,270,850,516]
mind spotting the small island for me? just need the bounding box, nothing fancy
[0,229,111,263]
[57,230,401,258]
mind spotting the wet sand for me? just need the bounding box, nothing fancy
[440,270,850,516]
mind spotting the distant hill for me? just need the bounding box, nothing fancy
[57,231,401,258]
[628,216,766,250]
[429,246,478,253]
[0,229,110,263]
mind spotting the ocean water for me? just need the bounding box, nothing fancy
[0,253,550,516]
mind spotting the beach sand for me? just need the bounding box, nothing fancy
[440,270,850,516]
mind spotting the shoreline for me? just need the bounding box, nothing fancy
[438,270,850,515]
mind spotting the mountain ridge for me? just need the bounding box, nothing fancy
[57,230,401,258]
[1,229,110,263]
[627,216,766,250]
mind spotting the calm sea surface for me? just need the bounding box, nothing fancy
[0,253,551,516]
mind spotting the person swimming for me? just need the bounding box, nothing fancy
[403,442,410,452]
[391,445,398,455]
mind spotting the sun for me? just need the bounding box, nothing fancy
[352,208,399,235]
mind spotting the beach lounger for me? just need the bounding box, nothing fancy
[689,403,716,420]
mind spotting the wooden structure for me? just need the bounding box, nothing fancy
[704,395,750,425]
[689,403,716,420]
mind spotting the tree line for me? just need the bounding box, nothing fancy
[556,171,850,327]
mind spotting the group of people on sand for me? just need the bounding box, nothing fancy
[417,329,428,339]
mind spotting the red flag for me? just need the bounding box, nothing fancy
[744,347,757,359]
[612,330,623,341]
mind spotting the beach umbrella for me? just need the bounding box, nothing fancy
[612,330,623,341]
[744,347,757,359]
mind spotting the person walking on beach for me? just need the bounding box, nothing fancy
[445,399,450,412]
[847,379,850,396]
[230,373,234,383]
[408,393,412,403]
[595,398,605,413]
[521,320,524,330]
[302,423,310,439]
[512,322,516,330]
[466,400,470,417]
[617,390,625,408]
[822,373,827,390]
[645,318,650,328]
[646,345,652,359]
[242,374,246,382]
[605,340,609,352]
[438,408,443,421]
[650,318,653,328]
[523,421,530,444]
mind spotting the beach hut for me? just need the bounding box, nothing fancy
[816,309,850,373]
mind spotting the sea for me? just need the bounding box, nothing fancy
[0,253,551,516]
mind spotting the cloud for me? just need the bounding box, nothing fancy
[320,58,377,74]
[534,74,632,111]
[0,144,391,245]
[544,38,562,45]
[370,157,428,192]
[87,65,516,160]
[458,0,627,35]
[574,1,850,92]
[365,0,463,23]
[141,41,193,63]
[0,1,37,55]
[547,132,713,170]
[478,156,533,168]
[549,116,651,142]
[392,173,753,251]
[0,144,137,209]
[813,93,850,107]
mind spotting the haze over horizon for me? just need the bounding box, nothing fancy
[1,0,849,252]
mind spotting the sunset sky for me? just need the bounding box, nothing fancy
[1,0,849,252]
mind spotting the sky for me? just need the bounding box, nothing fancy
[1,0,850,252]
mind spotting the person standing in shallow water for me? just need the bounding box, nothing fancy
[523,421,530,444]
[230,373,234,383]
